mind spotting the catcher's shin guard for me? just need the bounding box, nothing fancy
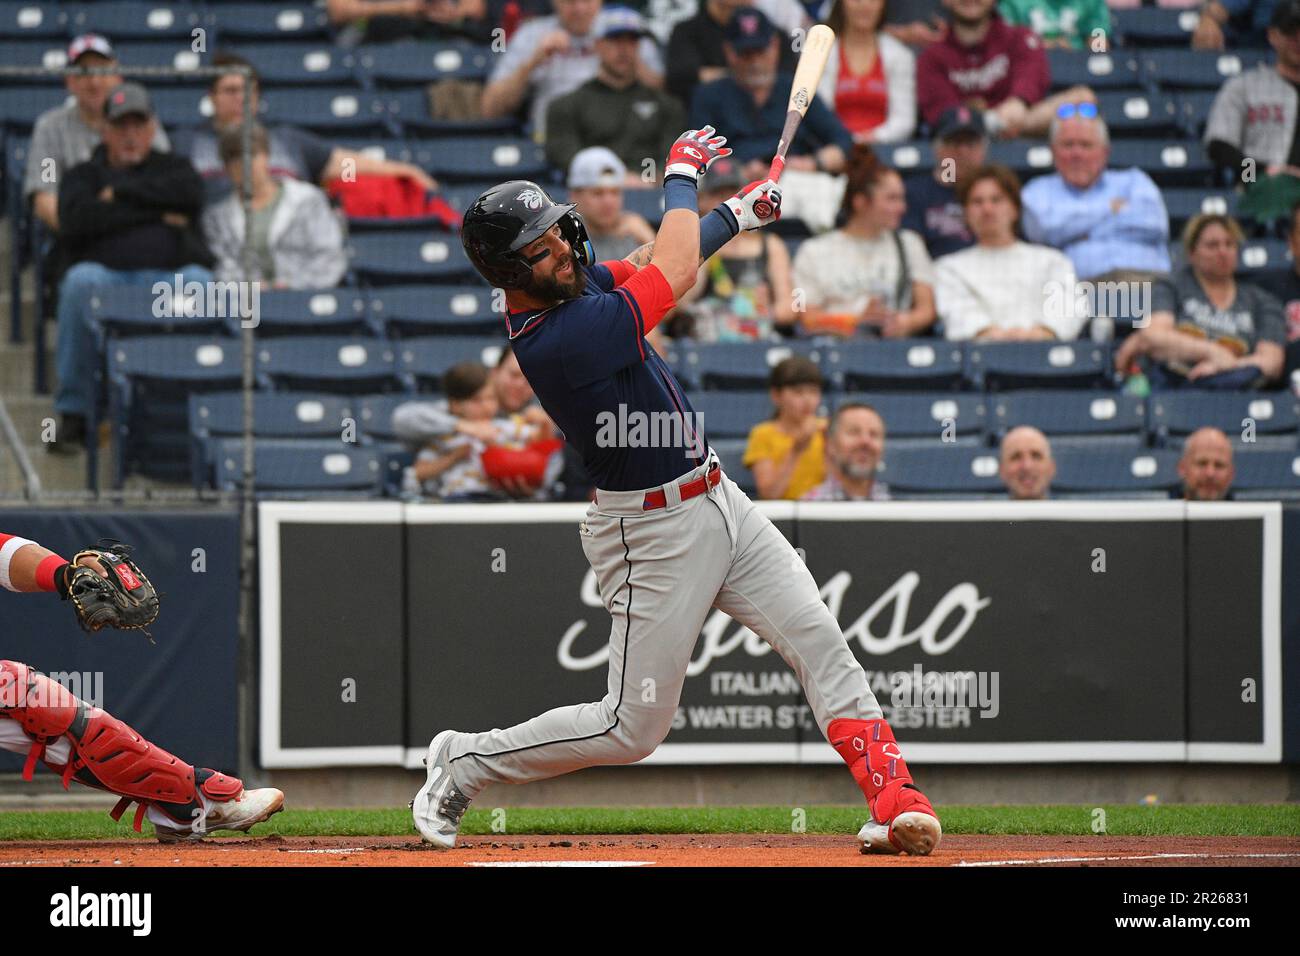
[0,660,242,832]
[827,717,941,854]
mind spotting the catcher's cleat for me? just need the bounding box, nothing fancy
[154,786,285,844]
[411,729,471,849]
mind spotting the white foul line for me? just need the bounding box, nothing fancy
[956,852,1300,867]
[468,861,655,867]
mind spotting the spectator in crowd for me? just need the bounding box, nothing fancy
[1022,110,1171,281]
[325,0,492,44]
[691,6,853,207]
[201,125,348,290]
[935,164,1087,340]
[1177,427,1236,501]
[998,0,1110,50]
[743,356,828,500]
[818,0,917,144]
[665,0,808,107]
[481,0,665,137]
[405,362,562,501]
[1193,0,1279,50]
[24,35,171,233]
[675,158,796,339]
[1205,2,1300,229]
[998,425,1055,499]
[1114,214,1286,389]
[902,106,987,257]
[53,84,212,447]
[883,0,948,46]
[792,146,937,337]
[801,402,890,500]
[393,347,562,498]
[917,0,1095,139]
[1258,201,1300,384]
[174,53,436,203]
[564,147,657,260]
[545,9,684,178]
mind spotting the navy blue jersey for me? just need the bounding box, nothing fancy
[508,260,708,491]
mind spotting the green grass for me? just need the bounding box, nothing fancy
[1,804,1297,841]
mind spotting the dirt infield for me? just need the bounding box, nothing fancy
[2,834,1298,867]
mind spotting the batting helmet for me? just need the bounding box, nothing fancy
[461,180,594,289]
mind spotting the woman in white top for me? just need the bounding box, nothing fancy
[935,164,1087,341]
[792,145,936,337]
[817,0,917,144]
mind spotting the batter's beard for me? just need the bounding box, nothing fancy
[522,258,586,304]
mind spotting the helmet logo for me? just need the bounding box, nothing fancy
[516,188,544,210]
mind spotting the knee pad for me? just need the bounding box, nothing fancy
[0,660,80,780]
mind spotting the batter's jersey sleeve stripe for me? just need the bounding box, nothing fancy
[0,535,37,592]
[615,287,648,360]
[601,259,637,287]
[452,518,636,765]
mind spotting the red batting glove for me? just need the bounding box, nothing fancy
[664,126,732,184]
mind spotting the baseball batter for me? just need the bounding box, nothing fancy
[0,532,283,841]
[412,127,941,855]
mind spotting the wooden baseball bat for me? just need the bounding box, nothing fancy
[766,23,836,184]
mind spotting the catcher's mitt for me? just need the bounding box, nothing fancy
[57,541,160,637]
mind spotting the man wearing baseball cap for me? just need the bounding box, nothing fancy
[902,106,988,258]
[24,34,170,233]
[564,147,656,260]
[544,8,684,181]
[51,82,212,449]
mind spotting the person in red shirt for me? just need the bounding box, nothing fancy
[917,0,1094,139]
[818,0,917,144]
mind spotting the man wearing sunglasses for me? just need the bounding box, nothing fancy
[1021,106,1171,283]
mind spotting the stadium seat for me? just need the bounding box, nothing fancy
[1175,90,1218,137]
[967,342,1113,391]
[396,336,504,390]
[353,394,408,442]
[826,340,966,392]
[985,139,1055,182]
[711,437,755,495]
[1052,447,1181,493]
[0,85,73,133]
[877,446,1005,495]
[385,88,519,136]
[369,284,501,338]
[1230,450,1300,498]
[65,2,203,39]
[358,41,494,86]
[1094,90,1183,138]
[840,392,988,443]
[621,188,665,228]
[1045,50,1143,91]
[1148,391,1300,449]
[0,39,72,80]
[875,140,935,175]
[89,285,234,342]
[690,341,824,391]
[250,288,372,337]
[1141,49,1270,90]
[349,232,478,284]
[1161,188,1239,233]
[990,390,1147,448]
[686,391,772,439]
[108,42,208,83]
[202,3,332,41]
[1106,140,1214,188]
[258,88,390,135]
[258,336,401,394]
[1167,238,1293,279]
[0,2,65,38]
[332,136,412,164]
[409,136,549,183]
[1112,6,1198,45]
[211,438,385,495]
[147,86,213,128]
[235,43,358,87]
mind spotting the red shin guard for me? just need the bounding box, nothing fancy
[827,717,937,828]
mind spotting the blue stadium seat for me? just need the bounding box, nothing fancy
[1176,90,1218,137]
[258,337,401,394]
[985,139,1056,181]
[251,288,372,337]
[203,3,332,41]
[1161,188,1239,233]
[1112,6,1198,46]
[409,136,549,183]
[874,140,934,175]
[258,88,390,134]
[1106,140,1214,188]
[990,390,1147,449]
[686,391,772,439]
[353,394,408,442]
[840,392,988,442]
[1231,451,1300,498]
[1094,90,1182,138]
[89,284,233,341]
[1052,448,1182,493]
[0,2,64,38]
[358,42,493,86]
[1141,49,1270,90]
[966,342,1112,391]
[691,341,824,391]
[827,340,966,392]
[1045,50,1143,91]
[397,336,504,390]
[621,188,665,228]
[0,39,72,81]
[877,446,1004,495]
[109,42,208,83]
[385,88,519,135]
[235,43,358,87]
[369,284,501,337]
[331,136,412,164]
[1148,391,1300,449]
[147,86,212,128]
[0,86,73,133]
[349,232,478,284]
[65,2,203,40]
[211,438,385,495]
[712,437,755,495]
[1168,238,1293,280]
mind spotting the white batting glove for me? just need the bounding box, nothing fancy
[723,179,783,231]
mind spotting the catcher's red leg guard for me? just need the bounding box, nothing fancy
[827,717,941,855]
[0,660,244,832]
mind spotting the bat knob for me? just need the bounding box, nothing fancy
[753,200,773,219]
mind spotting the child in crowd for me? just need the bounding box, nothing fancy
[743,356,829,500]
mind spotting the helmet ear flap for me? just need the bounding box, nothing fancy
[560,211,595,267]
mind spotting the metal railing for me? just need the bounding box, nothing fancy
[0,396,42,499]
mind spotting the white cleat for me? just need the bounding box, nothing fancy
[857,810,942,856]
[411,729,472,849]
[155,787,285,844]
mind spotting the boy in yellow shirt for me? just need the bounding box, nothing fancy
[743,356,828,500]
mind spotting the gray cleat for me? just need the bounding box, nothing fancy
[411,729,472,849]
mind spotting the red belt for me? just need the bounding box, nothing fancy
[643,462,721,511]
